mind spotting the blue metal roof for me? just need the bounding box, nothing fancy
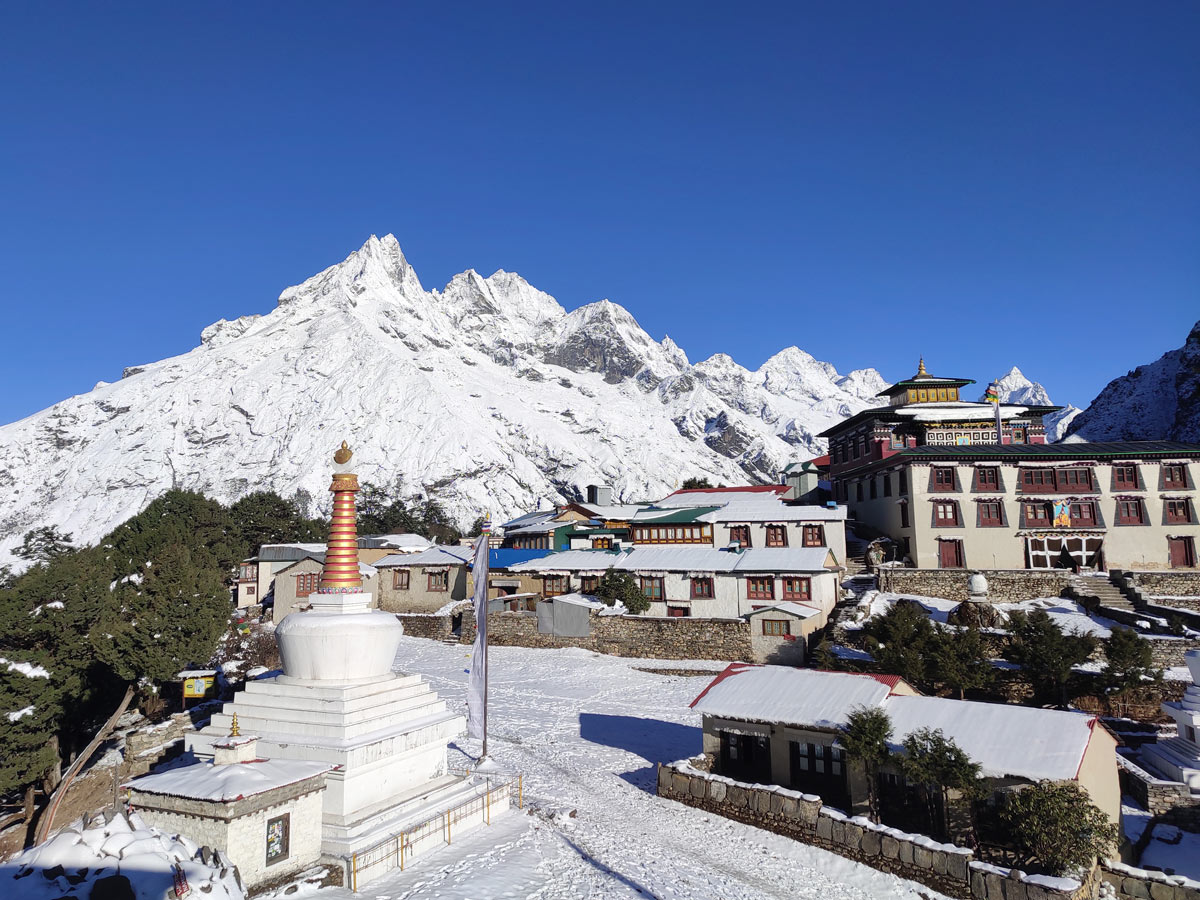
[483,548,554,570]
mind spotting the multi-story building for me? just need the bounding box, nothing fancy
[821,361,1200,570]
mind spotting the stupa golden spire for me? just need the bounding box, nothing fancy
[320,441,363,593]
[916,357,928,377]
[229,712,240,737]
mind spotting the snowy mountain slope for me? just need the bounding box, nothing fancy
[979,366,1081,441]
[0,235,888,565]
[1065,320,1200,443]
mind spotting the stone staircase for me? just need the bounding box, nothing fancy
[1065,573,1153,630]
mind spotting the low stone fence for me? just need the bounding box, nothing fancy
[397,613,456,641]
[881,570,1073,604]
[460,610,753,662]
[1102,861,1200,900]
[1145,637,1200,669]
[1116,754,1200,827]
[657,758,1098,900]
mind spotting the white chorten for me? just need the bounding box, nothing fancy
[1141,649,1200,789]
[188,443,512,882]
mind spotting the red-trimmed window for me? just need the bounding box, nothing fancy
[580,575,600,594]
[1113,465,1139,490]
[1056,468,1094,491]
[542,575,568,596]
[392,569,410,590]
[801,524,825,547]
[1070,502,1098,526]
[729,525,751,548]
[638,576,664,601]
[934,502,959,526]
[747,577,774,601]
[690,577,714,598]
[428,570,449,592]
[1024,503,1050,526]
[1166,500,1194,524]
[667,605,690,617]
[1164,465,1188,488]
[295,572,319,598]
[761,619,790,637]
[978,502,1004,527]
[1116,500,1145,525]
[1020,469,1055,491]
[932,468,957,492]
[782,577,811,601]
[974,467,1000,491]
[765,525,788,547]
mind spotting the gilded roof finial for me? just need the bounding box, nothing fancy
[334,441,353,465]
[230,712,240,737]
[916,357,927,377]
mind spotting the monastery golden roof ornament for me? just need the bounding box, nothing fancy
[230,712,240,737]
[334,441,353,465]
[916,358,928,378]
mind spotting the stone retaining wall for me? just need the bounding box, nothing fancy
[460,611,753,662]
[657,758,1098,900]
[1116,755,1200,826]
[1127,572,1200,603]
[882,570,1073,604]
[1102,862,1200,900]
[1145,637,1200,669]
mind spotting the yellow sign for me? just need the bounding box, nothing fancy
[183,676,215,699]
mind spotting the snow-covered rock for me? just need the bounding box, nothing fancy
[0,235,888,567]
[1066,319,1200,443]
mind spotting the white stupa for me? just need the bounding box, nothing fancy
[1141,649,1200,789]
[188,442,513,882]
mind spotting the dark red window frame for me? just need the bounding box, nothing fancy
[747,576,774,601]
[729,525,751,548]
[765,525,788,547]
[782,577,811,601]
[690,577,714,598]
[1116,499,1145,525]
[932,468,957,492]
[801,524,825,547]
[973,467,1000,491]
[978,501,1004,527]
[1166,500,1194,524]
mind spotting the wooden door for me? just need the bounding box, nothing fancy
[1169,537,1197,569]
[938,540,964,569]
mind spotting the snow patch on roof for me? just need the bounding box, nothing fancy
[126,758,335,802]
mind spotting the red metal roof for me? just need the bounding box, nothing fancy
[808,454,830,467]
[669,485,790,496]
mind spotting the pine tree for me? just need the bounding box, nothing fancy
[1104,626,1161,695]
[681,477,713,490]
[900,727,984,842]
[13,526,75,565]
[864,601,936,689]
[842,706,893,822]
[595,568,649,615]
[1005,608,1097,706]
[931,624,995,699]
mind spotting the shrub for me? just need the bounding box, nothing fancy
[994,780,1117,876]
[595,568,650,615]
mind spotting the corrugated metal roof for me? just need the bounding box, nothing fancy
[629,506,722,523]
[697,502,846,523]
[506,546,836,575]
[373,547,471,567]
[613,546,743,572]
[730,547,835,572]
[508,549,626,572]
[257,543,326,562]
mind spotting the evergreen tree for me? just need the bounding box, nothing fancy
[900,727,984,842]
[1103,626,1160,694]
[995,781,1117,875]
[14,526,74,564]
[931,624,995,699]
[863,601,936,689]
[595,568,650,615]
[842,706,893,822]
[229,491,325,551]
[1005,609,1097,706]
[681,477,713,490]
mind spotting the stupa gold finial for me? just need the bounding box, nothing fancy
[334,441,353,465]
[916,357,927,377]
[230,712,240,737]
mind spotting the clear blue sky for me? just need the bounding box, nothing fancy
[1,2,1196,425]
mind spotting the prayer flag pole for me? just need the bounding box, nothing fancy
[466,516,492,761]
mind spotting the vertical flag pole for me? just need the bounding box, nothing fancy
[986,381,1002,443]
[466,515,492,763]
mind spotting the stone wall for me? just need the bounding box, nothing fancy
[1145,637,1200,669]
[882,570,1073,604]
[657,758,1099,900]
[1128,572,1200,603]
[460,610,753,662]
[396,613,456,642]
[1116,755,1200,826]
[1102,862,1200,900]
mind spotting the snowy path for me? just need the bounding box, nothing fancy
[305,638,942,900]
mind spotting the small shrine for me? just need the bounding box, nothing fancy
[126,714,333,890]
[1141,649,1200,790]
[184,442,513,886]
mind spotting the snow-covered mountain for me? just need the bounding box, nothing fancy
[1065,320,1200,443]
[0,235,890,565]
[980,366,1081,441]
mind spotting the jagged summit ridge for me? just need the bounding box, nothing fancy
[0,235,888,565]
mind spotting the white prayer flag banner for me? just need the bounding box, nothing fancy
[466,534,489,740]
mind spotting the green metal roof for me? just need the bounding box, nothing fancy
[632,506,721,524]
[897,441,1200,460]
